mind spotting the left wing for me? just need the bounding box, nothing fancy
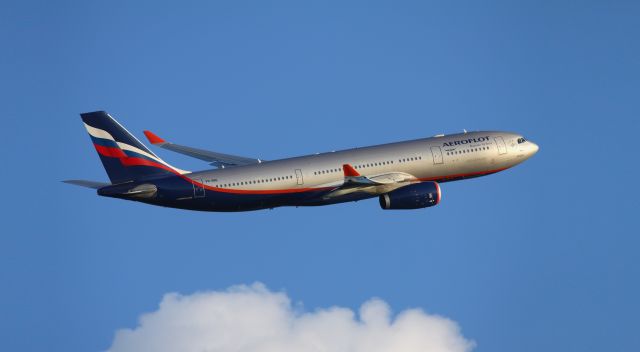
[143,130,263,168]
[323,164,417,199]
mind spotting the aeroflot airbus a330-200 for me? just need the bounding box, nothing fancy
[65,111,538,211]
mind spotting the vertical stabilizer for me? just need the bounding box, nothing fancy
[80,111,188,184]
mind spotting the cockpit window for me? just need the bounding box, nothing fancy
[517,137,527,144]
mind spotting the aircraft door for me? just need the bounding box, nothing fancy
[494,137,507,155]
[295,169,304,185]
[193,179,205,198]
[430,146,443,164]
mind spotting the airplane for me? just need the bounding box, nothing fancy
[64,111,539,211]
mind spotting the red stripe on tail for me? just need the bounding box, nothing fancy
[94,144,127,158]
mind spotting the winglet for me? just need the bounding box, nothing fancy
[343,164,360,177]
[143,130,166,145]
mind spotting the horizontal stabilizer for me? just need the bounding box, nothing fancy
[63,179,110,189]
[143,130,263,168]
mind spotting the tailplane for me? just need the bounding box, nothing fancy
[62,179,110,189]
[80,111,188,184]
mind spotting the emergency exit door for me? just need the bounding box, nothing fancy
[431,146,443,164]
[295,169,304,185]
[193,179,205,198]
[494,137,507,155]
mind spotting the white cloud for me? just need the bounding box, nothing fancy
[108,283,475,352]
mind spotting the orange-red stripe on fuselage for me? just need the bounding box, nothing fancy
[95,140,509,195]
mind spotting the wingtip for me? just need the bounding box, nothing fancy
[143,130,165,144]
[343,164,360,177]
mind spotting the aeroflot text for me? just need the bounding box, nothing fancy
[443,136,490,147]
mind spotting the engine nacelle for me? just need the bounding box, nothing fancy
[379,182,441,210]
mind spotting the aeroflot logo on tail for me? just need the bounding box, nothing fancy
[443,136,490,147]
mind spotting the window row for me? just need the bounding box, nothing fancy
[355,159,396,169]
[446,146,489,156]
[314,167,342,175]
[215,175,294,188]
[313,156,422,176]
[398,156,422,163]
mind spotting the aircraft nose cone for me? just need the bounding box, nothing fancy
[530,142,539,156]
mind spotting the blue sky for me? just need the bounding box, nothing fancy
[1,1,639,351]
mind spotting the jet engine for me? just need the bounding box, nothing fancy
[379,182,441,210]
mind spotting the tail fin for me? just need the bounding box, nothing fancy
[80,111,188,184]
